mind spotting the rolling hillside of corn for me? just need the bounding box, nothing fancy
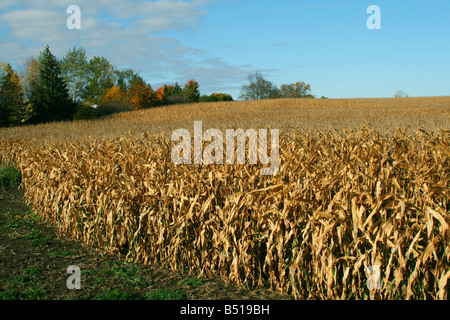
[1,97,449,299]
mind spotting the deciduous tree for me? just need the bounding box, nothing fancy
[239,72,278,100]
[394,90,409,98]
[103,85,127,105]
[0,64,24,127]
[20,57,40,102]
[115,68,143,92]
[155,84,171,105]
[127,81,156,110]
[280,81,311,98]
[84,56,115,104]
[60,47,89,102]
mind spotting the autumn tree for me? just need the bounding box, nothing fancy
[0,64,24,127]
[103,78,156,111]
[280,81,311,98]
[29,45,76,123]
[17,57,40,123]
[103,85,127,105]
[20,58,40,101]
[155,84,171,105]
[128,82,156,110]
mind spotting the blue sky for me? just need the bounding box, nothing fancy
[0,0,449,99]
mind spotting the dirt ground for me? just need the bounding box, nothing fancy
[0,189,294,300]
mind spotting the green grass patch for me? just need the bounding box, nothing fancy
[24,212,42,223]
[22,229,53,247]
[81,269,94,276]
[0,211,35,230]
[0,290,19,300]
[146,288,185,300]
[7,267,45,300]
[92,288,144,300]
[50,249,77,257]
[1,219,30,230]
[12,267,41,286]
[0,165,21,191]
[101,261,147,287]
[182,278,204,287]
[21,284,44,300]
[94,276,107,285]
[22,267,41,277]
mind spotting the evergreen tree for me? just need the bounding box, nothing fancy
[183,79,200,103]
[0,64,24,127]
[29,45,75,123]
[171,82,183,97]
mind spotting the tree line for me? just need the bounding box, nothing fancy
[1,45,318,128]
[0,45,233,127]
[238,72,316,100]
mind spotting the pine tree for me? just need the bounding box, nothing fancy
[171,82,183,98]
[29,45,75,123]
[0,64,24,127]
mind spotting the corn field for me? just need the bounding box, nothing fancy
[0,98,449,299]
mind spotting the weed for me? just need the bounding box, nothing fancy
[22,285,44,300]
[0,290,19,300]
[146,288,185,300]
[182,278,204,287]
[92,288,143,300]
[0,165,21,191]
[50,249,77,257]
[22,229,53,247]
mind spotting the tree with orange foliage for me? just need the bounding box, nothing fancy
[103,85,127,105]
[127,82,156,110]
[155,84,172,106]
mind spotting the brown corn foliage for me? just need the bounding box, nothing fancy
[1,126,448,299]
